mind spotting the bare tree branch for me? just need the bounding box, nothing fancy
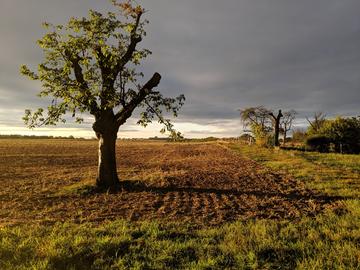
[116,72,161,126]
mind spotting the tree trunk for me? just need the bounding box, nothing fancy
[93,110,120,190]
[283,130,287,146]
[96,130,120,190]
[271,110,283,147]
[274,123,280,146]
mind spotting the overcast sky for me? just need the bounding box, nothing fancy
[1,0,359,138]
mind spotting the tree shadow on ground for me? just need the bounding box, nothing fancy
[88,180,354,203]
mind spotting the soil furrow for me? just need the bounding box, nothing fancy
[0,140,336,226]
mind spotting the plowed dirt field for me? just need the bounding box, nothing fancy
[0,139,335,226]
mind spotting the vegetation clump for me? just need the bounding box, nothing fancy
[305,135,331,153]
[306,116,360,154]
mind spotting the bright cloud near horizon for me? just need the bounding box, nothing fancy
[1,0,359,138]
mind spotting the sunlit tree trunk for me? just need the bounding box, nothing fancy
[93,111,120,190]
[96,131,119,189]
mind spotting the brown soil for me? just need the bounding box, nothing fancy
[0,139,336,226]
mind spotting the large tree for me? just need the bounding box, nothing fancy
[21,1,185,190]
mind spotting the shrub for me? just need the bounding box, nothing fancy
[318,117,360,154]
[306,135,331,153]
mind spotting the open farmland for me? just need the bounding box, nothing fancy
[0,139,335,226]
[0,139,359,269]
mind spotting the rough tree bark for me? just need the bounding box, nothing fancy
[270,110,283,147]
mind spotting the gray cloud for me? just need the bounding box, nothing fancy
[0,0,359,137]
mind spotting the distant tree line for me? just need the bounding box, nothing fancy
[239,106,360,154]
[0,134,80,139]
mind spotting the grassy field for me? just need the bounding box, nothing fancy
[0,139,359,269]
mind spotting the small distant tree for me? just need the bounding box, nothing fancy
[240,106,272,130]
[306,112,326,135]
[280,110,296,145]
[239,106,273,146]
[20,1,185,190]
[240,106,293,147]
[168,130,184,142]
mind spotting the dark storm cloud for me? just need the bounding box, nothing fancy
[142,0,360,119]
[0,0,359,136]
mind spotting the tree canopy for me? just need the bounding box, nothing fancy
[21,0,185,136]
